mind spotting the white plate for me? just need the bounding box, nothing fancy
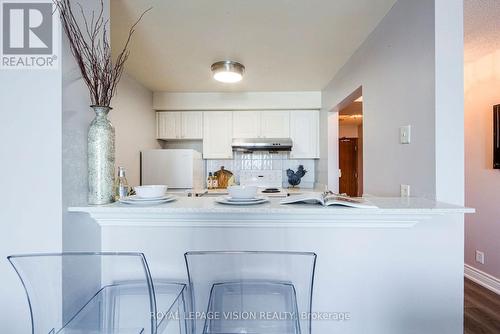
[216,196,269,205]
[119,195,177,205]
[225,196,267,202]
[124,195,171,202]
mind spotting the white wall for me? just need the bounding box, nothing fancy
[0,28,63,334]
[320,0,464,203]
[110,74,159,186]
[62,1,109,254]
[61,0,111,325]
[320,0,435,198]
[153,91,321,110]
[434,0,464,205]
[464,51,500,280]
[100,212,465,334]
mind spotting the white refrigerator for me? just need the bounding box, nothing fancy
[141,149,204,189]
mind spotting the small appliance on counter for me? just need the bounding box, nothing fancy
[141,149,204,190]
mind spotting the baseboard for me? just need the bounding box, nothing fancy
[464,264,500,295]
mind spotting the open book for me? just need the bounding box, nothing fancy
[281,192,377,208]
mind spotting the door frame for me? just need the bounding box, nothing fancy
[327,86,363,194]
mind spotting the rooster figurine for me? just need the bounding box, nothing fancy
[287,165,307,187]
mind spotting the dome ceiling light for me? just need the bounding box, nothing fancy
[211,60,245,83]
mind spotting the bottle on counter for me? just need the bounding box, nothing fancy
[207,172,213,189]
[114,166,130,200]
[212,173,219,189]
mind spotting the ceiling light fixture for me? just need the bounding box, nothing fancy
[339,115,363,121]
[211,60,245,83]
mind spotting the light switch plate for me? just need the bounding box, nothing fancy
[400,125,411,144]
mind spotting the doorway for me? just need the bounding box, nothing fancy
[338,96,363,197]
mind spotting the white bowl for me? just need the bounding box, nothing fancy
[228,185,258,199]
[134,185,168,199]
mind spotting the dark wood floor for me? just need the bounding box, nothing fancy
[464,278,500,334]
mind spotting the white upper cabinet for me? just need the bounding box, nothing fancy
[203,111,233,159]
[233,110,290,138]
[261,111,290,138]
[157,112,181,139]
[157,111,203,140]
[157,110,318,159]
[233,111,261,138]
[290,110,320,159]
[181,112,203,139]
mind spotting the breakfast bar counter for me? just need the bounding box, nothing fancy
[69,196,472,227]
[69,197,473,334]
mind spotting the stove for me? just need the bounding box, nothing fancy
[239,170,282,188]
[240,171,289,197]
[262,188,281,194]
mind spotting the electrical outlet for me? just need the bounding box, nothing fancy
[475,250,485,265]
[400,184,410,197]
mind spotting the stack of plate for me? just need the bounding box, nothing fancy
[119,194,176,205]
[215,195,269,205]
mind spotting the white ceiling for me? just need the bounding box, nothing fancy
[464,0,500,63]
[111,0,396,92]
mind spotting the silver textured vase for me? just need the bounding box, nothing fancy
[88,106,115,205]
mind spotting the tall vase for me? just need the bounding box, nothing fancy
[88,106,115,205]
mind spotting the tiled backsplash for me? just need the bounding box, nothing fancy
[206,152,315,188]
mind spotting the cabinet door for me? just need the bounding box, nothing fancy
[157,112,181,139]
[181,112,203,139]
[261,111,290,138]
[203,111,233,159]
[290,110,320,159]
[233,111,261,138]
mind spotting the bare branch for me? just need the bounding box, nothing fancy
[53,0,149,106]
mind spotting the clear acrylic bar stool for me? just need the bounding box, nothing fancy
[184,251,317,334]
[8,252,188,334]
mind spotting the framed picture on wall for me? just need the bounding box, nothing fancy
[494,105,500,169]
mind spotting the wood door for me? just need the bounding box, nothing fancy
[339,138,358,197]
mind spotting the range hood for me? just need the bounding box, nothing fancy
[232,138,293,152]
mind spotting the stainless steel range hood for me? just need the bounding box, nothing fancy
[232,138,293,152]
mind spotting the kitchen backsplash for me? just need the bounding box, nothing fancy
[206,152,315,188]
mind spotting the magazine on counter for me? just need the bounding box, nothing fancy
[281,192,378,208]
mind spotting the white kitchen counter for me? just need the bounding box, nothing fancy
[68,197,473,334]
[69,196,472,228]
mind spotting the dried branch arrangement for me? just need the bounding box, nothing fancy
[54,0,150,107]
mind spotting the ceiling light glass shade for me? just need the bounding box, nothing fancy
[211,61,245,83]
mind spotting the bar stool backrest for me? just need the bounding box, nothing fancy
[184,251,317,334]
[8,252,158,334]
